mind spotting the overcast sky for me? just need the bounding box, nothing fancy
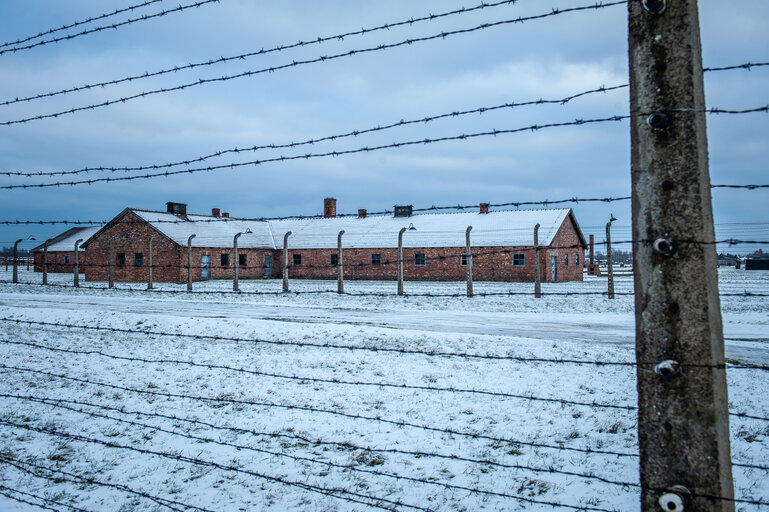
[0,0,767,255]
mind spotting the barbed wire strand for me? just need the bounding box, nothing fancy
[0,0,221,56]
[0,0,164,50]
[0,484,91,512]
[0,1,627,127]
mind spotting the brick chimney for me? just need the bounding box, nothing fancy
[222,212,230,218]
[212,208,220,217]
[479,203,489,214]
[358,209,367,219]
[324,197,337,218]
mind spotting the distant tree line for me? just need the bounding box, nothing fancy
[1,247,31,258]
[592,249,632,265]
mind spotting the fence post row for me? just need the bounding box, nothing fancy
[397,227,406,296]
[187,234,195,292]
[533,224,541,298]
[12,238,22,284]
[73,238,83,287]
[337,230,344,294]
[606,216,615,300]
[233,232,243,292]
[628,1,734,510]
[465,226,473,298]
[147,235,155,290]
[282,231,291,293]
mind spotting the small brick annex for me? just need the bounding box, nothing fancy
[70,200,587,284]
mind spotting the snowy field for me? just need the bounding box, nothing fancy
[0,268,767,511]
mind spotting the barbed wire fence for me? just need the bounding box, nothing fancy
[0,0,768,511]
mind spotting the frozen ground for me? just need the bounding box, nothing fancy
[0,268,767,511]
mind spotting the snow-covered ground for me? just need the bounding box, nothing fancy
[0,268,767,511]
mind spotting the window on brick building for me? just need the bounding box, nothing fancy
[117,253,125,267]
[293,254,302,265]
[371,254,381,266]
[512,253,525,266]
[565,254,569,266]
[134,253,143,266]
[330,254,338,267]
[64,255,70,264]
[239,254,247,267]
[460,254,468,266]
[221,253,229,267]
[576,254,580,266]
[415,253,426,266]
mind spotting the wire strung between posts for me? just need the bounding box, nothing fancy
[0,418,425,512]
[0,393,645,487]
[703,61,769,72]
[0,0,519,107]
[4,105,767,189]
[0,455,213,512]
[0,0,221,56]
[0,338,638,411]
[0,184,766,222]
[0,1,627,127]
[0,364,640,459]
[1,84,629,177]
[0,396,636,508]
[0,0,164,50]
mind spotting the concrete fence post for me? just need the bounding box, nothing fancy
[42,240,49,285]
[534,224,541,298]
[108,238,114,288]
[233,232,243,292]
[606,216,615,300]
[12,239,22,284]
[397,227,406,296]
[629,1,733,509]
[337,230,344,294]
[187,234,196,292]
[74,238,83,287]
[465,226,473,297]
[282,231,292,293]
[147,235,155,290]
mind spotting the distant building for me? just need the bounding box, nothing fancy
[32,226,101,273]
[65,199,587,284]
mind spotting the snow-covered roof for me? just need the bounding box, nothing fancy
[34,226,102,252]
[132,210,275,249]
[130,208,575,250]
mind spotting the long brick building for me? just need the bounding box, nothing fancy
[50,198,587,283]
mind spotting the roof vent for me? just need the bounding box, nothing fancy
[166,202,187,216]
[394,205,413,218]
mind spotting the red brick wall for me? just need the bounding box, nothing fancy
[33,251,80,274]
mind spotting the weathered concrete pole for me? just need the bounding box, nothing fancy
[108,238,114,288]
[282,231,292,292]
[629,1,733,510]
[187,234,196,292]
[42,240,49,285]
[147,235,155,290]
[606,217,615,300]
[534,224,541,298]
[465,226,473,297]
[397,227,406,296]
[337,230,344,294]
[12,239,22,284]
[73,238,83,287]
[233,232,243,292]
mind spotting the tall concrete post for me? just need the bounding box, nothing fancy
[534,224,541,298]
[187,234,196,292]
[108,238,114,288]
[42,240,49,285]
[74,239,83,287]
[606,217,615,300]
[465,226,473,298]
[629,1,733,510]
[147,235,155,290]
[233,232,243,292]
[337,230,344,294]
[397,227,406,296]
[282,231,292,293]
[12,239,22,284]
